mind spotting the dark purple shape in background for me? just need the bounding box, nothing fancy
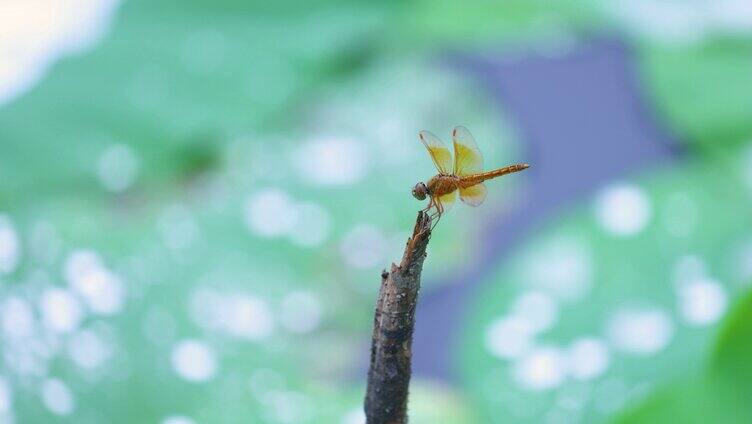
[411,39,682,381]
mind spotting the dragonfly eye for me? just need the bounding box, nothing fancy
[412,182,428,200]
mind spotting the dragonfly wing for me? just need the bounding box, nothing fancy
[437,190,456,212]
[459,183,487,206]
[452,125,483,177]
[419,130,452,174]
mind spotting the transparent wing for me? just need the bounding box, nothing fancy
[419,130,452,174]
[459,183,487,207]
[437,190,457,212]
[452,126,483,177]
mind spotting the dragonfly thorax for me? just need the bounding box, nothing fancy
[427,174,460,198]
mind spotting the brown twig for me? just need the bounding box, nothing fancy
[364,211,432,424]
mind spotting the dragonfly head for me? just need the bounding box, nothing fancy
[412,182,428,200]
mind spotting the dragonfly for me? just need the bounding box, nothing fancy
[412,126,529,227]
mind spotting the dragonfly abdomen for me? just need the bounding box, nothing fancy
[459,163,530,187]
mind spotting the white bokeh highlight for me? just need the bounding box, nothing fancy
[244,189,331,248]
[223,296,275,341]
[0,0,121,104]
[677,278,728,326]
[510,291,559,334]
[40,288,83,334]
[280,291,323,334]
[610,0,752,45]
[162,415,196,424]
[98,144,139,192]
[2,297,35,339]
[64,250,125,315]
[523,238,593,302]
[171,340,217,383]
[292,137,368,186]
[485,316,534,360]
[41,379,75,416]
[566,338,610,380]
[189,289,274,341]
[0,377,12,413]
[0,215,20,275]
[244,188,298,238]
[340,225,389,270]
[607,308,674,355]
[513,347,567,391]
[341,407,366,424]
[68,330,111,370]
[595,184,651,237]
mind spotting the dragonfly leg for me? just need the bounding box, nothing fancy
[417,197,441,236]
[422,198,433,216]
[430,199,443,230]
[425,199,437,218]
[416,198,435,237]
[425,196,438,214]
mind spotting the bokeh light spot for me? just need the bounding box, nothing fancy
[513,347,566,391]
[2,297,34,339]
[0,376,12,413]
[41,379,75,416]
[162,415,196,424]
[523,237,593,302]
[607,308,673,355]
[510,291,559,334]
[677,278,728,326]
[97,144,139,192]
[171,340,217,382]
[244,188,298,238]
[68,329,111,370]
[0,215,20,275]
[484,315,534,360]
[340,225,389,270]
[40,288,84,334]
[292,137,368,186]
[595,184,651,237]
[566,338,610,380]
[280,291,322,334]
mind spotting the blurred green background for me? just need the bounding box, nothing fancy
[0,0,751,423]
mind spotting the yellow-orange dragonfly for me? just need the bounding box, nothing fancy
[412,126,529,225]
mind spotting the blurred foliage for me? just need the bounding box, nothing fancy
[2,0,752,423]
[398,0,600,49]
[614,376,752,424]
[616,289,752,424]
[639,38,752,150]
[0,0,392,200]
[0,0,522,422]
[710,287,752,391]
[459,149,752,422]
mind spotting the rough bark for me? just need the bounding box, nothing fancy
[364,211,432,424]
